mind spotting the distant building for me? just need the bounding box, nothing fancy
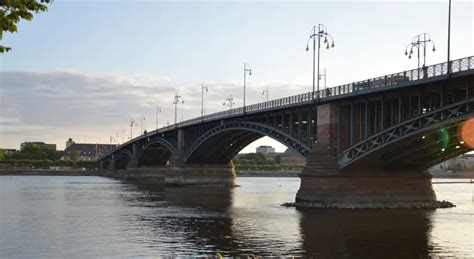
[21,141,56,151]
[256,145,275,155]
[431,153,474,171]
[279,148,306,166]
[63,138,117,161]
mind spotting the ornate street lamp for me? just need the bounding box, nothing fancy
[405,33,436,79]
[243,63,252,113]
[262,85,269,102]
[306,24,335,100]
[223,95,235,110]
[201,82,208,121]
[173,92,184,125]
[156,106,161,130]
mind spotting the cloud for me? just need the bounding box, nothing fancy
[0,70,307,150]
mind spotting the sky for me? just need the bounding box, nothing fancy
[0,0,473,152]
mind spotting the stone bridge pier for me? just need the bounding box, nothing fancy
[296,103,438,208]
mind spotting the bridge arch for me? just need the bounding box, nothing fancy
[185,121,310,164]
[114,149,134,169]
[137,138,176,166]
[338,98,474,171]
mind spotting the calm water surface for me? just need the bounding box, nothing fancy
[0,176,472,257]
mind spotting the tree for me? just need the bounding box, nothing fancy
[1,0,53,53]
[69,151,81,167]
[0,149,4,161]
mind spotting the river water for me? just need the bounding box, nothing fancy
[0,176,472,258]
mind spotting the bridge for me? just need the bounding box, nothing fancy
[100,56,474,208]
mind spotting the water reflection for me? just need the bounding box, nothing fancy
[299,209,433,258]
[1,176,470,257]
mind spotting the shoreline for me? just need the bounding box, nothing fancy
[1,169,473,179]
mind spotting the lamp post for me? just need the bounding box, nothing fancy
[130,119,136,140]
[201,82,208,120]
[405,33,436,79]
[223,95,235,110]
[306,24,335,100]
[243,63,252,113]
[319,68,327,89]
[121,128,126,143]
[156,106,161,130]
[262,86,269,102]
[173,92,184,125]
[447,0,452,75]
[139,115,145,134]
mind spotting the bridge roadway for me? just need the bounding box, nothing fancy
[100,56,474,208]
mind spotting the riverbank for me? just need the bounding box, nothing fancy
[236,169,300,177]
[2,168,473,179]
[0,169,101,176]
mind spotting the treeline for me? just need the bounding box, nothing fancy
[2,145,61,160]
[0,159,98,169]
[233,153,279,165]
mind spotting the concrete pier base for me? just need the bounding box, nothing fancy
[165,164,236,187]
[295,172,440,209]
[101,168,166,186]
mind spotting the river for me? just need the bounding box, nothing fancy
[0,176,472,257]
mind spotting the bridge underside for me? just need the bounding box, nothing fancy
[185,130,263,165]
[345,120,471,172]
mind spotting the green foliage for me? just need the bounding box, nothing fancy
[69,151,80,161]
[0,149,4,161]
[0,159,98,169]
[0,0,53,53]
[11,144,60,160]
[233,153,278,166]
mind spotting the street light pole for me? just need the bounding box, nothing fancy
[306,24,335,100]
[121,128,126,143]
[319,69,327,89]
[405,33,436,79]
[173,92,184,126]
[223,95,235,112]
[262,86,269,102]
[243,63,252,113]
[156,106,161,130]
[130,119,136,140]
[139,115,145,134]
[447,0,452,75]
[201,82,208,121]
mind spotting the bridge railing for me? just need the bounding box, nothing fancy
[175,56,473,129]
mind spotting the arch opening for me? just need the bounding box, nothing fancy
[185,122,309,165]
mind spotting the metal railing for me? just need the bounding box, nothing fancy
[105,56,474,158]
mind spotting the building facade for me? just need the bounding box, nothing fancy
[63,138,117,161]
[256,145,276,155]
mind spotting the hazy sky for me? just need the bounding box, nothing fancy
[0,0,473,151]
